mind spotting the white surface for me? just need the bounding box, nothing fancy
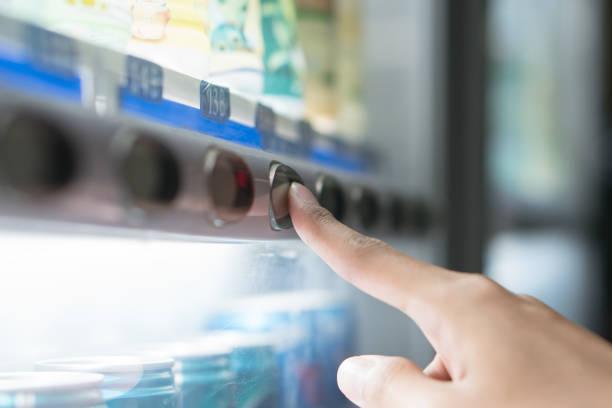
[0,371,103,393]
[36,356,174,374]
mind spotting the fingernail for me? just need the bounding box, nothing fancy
[337,356,376,406]
[289,182,318,205]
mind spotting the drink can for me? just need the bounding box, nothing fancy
[142,340,235,408]
[311,296,355,405]
[0,371,104,408]
[36,356,178,408]
[199,332,279,408]
[205,290,355,408]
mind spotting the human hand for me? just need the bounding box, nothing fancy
[288,182,612,408]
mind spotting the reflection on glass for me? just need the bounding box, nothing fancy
[488,0,601,214]
[486,0,604,331]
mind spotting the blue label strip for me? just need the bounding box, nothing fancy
[310,145,368,173]
[0,51,81,103]
[120,92,369,172]
[120,89,262,149]
[120,90,369,172]
[0,46,368,172]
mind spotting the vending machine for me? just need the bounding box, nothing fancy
[0,1,445,407]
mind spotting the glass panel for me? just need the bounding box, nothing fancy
[486,0,605,332]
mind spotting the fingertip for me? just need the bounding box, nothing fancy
[289,182,318,207]
[288,182,336,243]
[337,356,376,407]
[288,183,317,233]
[338,355,432,407]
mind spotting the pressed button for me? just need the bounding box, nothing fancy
[354,188,379,230]
[269,161,304,231]
[204,148,254,226]
[0,114,76,194]
[315,174,346,222]
[122,135,180,204]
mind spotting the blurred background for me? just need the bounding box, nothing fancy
[459,0,611,337]
[361,0,612,351]
[0,0,611,405]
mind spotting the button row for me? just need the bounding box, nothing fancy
[0,112,432,235]
[268,162,432,234]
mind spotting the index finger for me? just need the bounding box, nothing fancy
[288,182,458,321]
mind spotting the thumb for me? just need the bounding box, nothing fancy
[337,355,451,408]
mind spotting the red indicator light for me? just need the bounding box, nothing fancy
[236,170,248,189]
[205,148,254,225]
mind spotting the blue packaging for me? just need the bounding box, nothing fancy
[206,297,310,408]
[201,332,279,408]
[36,356,178,408]
[311,301,355,405]
[0,371,105,408]
[206,291,355,408]
[142,341,235,408]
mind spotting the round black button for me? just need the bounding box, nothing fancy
[315,175,346,222]
[122,135,180,204]
[354,188,379,230]
[269,161,304,231]
[0,114,76,195]
[204,148,254,226]
[409,200,432,234]
[389,196,405,232]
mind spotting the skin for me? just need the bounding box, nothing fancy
[288,182,612,408]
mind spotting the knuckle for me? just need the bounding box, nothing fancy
[461,274,502,301]
[347,234,388,253]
